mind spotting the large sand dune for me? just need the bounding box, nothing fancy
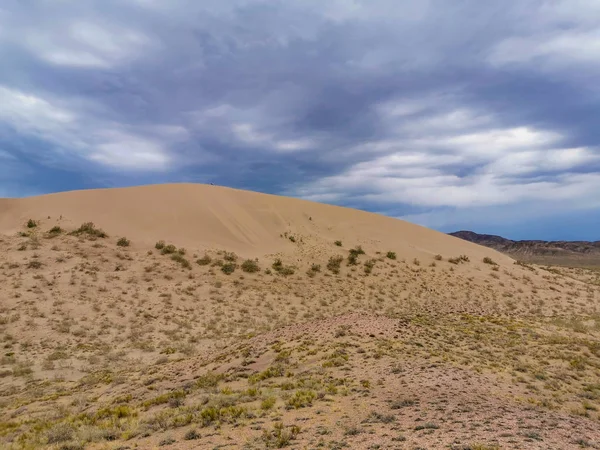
[0,183,508,261]
[3,184,599,449]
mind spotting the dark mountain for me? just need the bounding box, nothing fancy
[449,230,600,267]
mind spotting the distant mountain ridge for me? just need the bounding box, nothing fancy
[449,230,600,267]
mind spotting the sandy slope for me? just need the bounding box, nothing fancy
[0,183,510,261]
[1,184,599,450]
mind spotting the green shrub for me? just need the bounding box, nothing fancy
[70,222,107,238]
[195,372,223,389]
[196,254,212,265]
[327,256,344,274]
[249,365,285,384]
[334,240,342,247]
[261,397,276,410]
[349,246,365,257]
[285,390,316,409]
[262,422,300,448]
[155,240,165,250]
[386,251,396,260]
[224,252,237,262]
[364,259,376,274]
[449,255,470,265]
[171,253,191,269]
[241,259,260,273]
[27,260,43,269]
[161,244,177,255]
[26,219,38,229]
[46,423,75,444]
[434,254,443,261]
[47,226,63,236]
[221,262,237,274]
[272,259,294,276]
[483,256,497,265]
[310,263,321,272]
[117,237,130,247]
[185,429,201,440]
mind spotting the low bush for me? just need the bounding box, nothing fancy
[241,259,260,273]
[117,237,130,247]
[70,222,107,238]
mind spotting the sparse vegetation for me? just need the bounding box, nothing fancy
[334,240,342,246]
[2,189,600,450]
[70,222,107,238]
[241,259,260,273]
[196,254,212,265]
[221,262,237,274]
[171,253,191,269]
[47,225,63,236]
[26,219,38,229]
[117,237,130,247]
[327,255,344,274]
[448,254,470,264]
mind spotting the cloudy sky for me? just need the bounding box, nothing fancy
[1,0,599,240]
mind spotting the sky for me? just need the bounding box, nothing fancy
[1,0,600,241]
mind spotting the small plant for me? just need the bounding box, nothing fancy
[117,237,130,247]
[483,256,497,265]
[286,390,316,409]
[414,422,439,431]
[334,240,342,247]
[364,259,376,274]
[261,396,276,410]
[27,260,43,269]
[310,263,321,272]
[434,254,443,261]
[221,262,237,275]
[448,254,470,265]
[70,222,107,238]
[262,422,300,448]
[171,253,191,269]
[241,259,260,273]
[155,240,165,250]
[349,246,365,257]
[386,251,397,260]
[272,259,294,276]
[184,429,201,440]
[224,252,237,262]
[159,437,176,446]
[161,244,177,255]
[26,219,38,229]
[327,256,344,274]
[46,423,74,444]
[47,226,63,236]
[196,254,212,265]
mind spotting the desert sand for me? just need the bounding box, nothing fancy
[0,184,599,449]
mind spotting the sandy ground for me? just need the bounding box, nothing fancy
[0,184,599,450]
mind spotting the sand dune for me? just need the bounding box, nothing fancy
[0,183,509,261]
[3,184,599,449]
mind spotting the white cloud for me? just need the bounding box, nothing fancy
[290,103,600,209]
[0,85,175,171]
[91,133,170,170]
[490,30,600,68]
[13,18,153,69]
